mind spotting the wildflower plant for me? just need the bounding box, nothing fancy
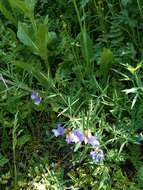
[0,0,143,189]
[52,124,104,163]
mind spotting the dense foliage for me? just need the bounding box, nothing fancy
[0,0,143,189]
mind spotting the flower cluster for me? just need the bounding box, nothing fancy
[52,124,104,162]
[31,91,42,105]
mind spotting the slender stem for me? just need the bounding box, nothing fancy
[137,0,143,18]
[72,0,83,32]
[12,111,19,188]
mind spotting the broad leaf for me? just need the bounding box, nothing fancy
[36,24,48,60]
[17,22,38,51]
[100,48,114,77]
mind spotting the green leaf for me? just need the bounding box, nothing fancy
[13,60,52,89]
[80,0,90,8]
[24,0,37,12]
[121,0,130,7]
[17,134,31,148]
[47,31,57,45]
[78,31,94,63]
[129,135,143,145]
[36,24,48,60]
[0,1,17,26]
[8,0,32,19]
[100,48,114,77]
[0,154,9,167]
[74,143,81,152]
[17,22,38,51]
[122,87,139,94]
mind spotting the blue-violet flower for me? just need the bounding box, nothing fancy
[90,149,104,162]
[52,124,65,137]
[66,129,85,144]
[88,136,100,147]
[31,91,42,105]
[66,133,75,144]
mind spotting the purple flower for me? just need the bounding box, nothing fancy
[73,129,85,142]
[88,136,100,147]
[31,91,42,105]
[90,149,104,162]
[31,92,38,100]
[66,133,75,144]
[66,129,85,144]
[52,124,65,137]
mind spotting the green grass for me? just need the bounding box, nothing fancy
[0,0,143,189]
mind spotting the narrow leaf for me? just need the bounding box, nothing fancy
[77,31,94,63]
[8,0,31,18]
[0,1,17,26]
[13,61,51,89]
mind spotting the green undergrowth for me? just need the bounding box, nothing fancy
[0,0,143,189]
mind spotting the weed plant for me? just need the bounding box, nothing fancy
[0,0,143,189]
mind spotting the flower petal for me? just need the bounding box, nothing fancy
[88,136,100,147]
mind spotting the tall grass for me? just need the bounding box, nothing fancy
[0,0,143,189]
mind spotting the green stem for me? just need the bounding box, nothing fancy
[12,111,19,188]
[72,0,83,32]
